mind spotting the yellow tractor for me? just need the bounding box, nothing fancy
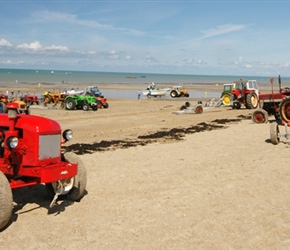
[170,86,190,98]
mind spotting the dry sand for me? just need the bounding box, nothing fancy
[1,84,290,249]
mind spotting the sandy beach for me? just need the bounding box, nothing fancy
[1,83,290,249]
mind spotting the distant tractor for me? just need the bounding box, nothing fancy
[0,94,8,104]
[220,83,236,105]
[170,86,190,98]
[229,79,259,109]
[20,94,39,105]
[252,76,290,123]
[43,91,69,105]
[84,86,102,97]
[96,96,109,109]
[64,95,98,111]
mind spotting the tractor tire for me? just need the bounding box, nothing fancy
[96,100,102,109]
[221,92,231,105]
[63,152,87,201]
[246,92,258,109]
[195,105,203,114]
[44,95,52,104]
[92,105,98,111]
[46,152,87,201]
[232,102,241,109]
[103,103,109,109]
[170,90,178,98]
[185,93,189,97]
[270,122,280,145]
[0,171,13,230]
[82,103,89,111]
[65,98,76,110]
[279,98,290,123]
[251,108,268,124]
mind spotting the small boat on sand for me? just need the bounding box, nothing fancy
[142,82,171,97]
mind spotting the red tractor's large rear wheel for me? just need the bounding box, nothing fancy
[251,108,268,124]
[279,98,290,122]
[246,92,258,109]
[0,171,13,230]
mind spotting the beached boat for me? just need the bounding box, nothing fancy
[142,82,171,97]
[62,88,84,95]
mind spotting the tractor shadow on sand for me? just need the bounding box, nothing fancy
[1,185,88,231]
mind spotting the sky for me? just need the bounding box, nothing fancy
[1,0,290,76]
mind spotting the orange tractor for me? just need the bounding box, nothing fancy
[43,91,69,105]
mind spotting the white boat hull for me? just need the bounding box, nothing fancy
[142,88,171,97]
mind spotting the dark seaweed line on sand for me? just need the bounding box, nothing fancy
[64,115,250,155]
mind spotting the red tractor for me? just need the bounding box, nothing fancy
[230,79,259,109]
[20,94,39,105]
[0,103,87,230]
[252,76,290,124]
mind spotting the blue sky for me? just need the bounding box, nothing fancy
[1,0,290,76]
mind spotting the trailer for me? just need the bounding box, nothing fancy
[172,98,228,115]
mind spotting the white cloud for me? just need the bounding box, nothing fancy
[15,41,69,52]
[31,11,144,36]
[2,59,24,65]
[0,39,13,47]
[16,41,42,50]
[45,45,69,52]
[200,24,247,39]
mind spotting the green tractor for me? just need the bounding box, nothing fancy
[220,83,235,105]
[64,95,98,111]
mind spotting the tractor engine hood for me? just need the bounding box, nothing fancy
[0,114,61,134]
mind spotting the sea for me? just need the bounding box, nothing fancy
[0,68,288,100]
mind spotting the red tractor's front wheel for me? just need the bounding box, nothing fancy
[251,108,268,124]
[279,98,290,122]
[46,152,87,202]
[0,171,13,230]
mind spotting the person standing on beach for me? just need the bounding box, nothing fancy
[137,90,141,100]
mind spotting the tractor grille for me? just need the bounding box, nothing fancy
[39,134,61,160]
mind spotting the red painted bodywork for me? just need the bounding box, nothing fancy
[0,109,77,189]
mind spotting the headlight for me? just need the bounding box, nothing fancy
[6,137,19,149]
[62,129,73,141]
